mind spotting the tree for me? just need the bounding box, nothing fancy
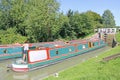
[60,10,102,40]
[23,0,60,42]
[86,10,103,29]
[59,9,77,40]
[0,0,11,30]
[77,12,94,37]
[0,0,61,42]
[102,10,116,28]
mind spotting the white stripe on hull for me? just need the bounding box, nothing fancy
[12,64,28,68]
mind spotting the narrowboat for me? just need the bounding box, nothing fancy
[11,38,106,72]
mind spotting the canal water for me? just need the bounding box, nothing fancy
[0,46,110,80]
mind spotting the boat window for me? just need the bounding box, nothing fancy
[3,49,7,53]
[93,43,95,46]
[56,50,59,55]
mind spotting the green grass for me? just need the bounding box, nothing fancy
[43,33,120,80]
[116,33,120,43]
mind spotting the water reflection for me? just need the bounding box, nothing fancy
[13,73,28,80]
[10,69,49,80]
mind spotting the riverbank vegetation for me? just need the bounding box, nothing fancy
[44,33,120,80]
[0,0,117,44]
[116,33,120,43]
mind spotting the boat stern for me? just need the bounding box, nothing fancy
[12,63,29,72]
[12,59,29,72]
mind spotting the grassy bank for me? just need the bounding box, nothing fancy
[116,33,120,43]
[44,33,120,80]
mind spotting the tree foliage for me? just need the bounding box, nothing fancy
[0,28,26,44]
[59,10,103,39]
[86,11,103,28]
[102,9,116,28]
[0,1,117,44]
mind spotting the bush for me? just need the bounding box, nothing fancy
[0,28,27,44]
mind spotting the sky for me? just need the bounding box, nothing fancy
[58,0,120,26]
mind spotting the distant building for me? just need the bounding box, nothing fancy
[98,28,116,34]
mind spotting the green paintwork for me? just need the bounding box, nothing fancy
[49,46,75,57]
[28,42,107,69]
[93,42,99,46]
[0,54,22,60]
